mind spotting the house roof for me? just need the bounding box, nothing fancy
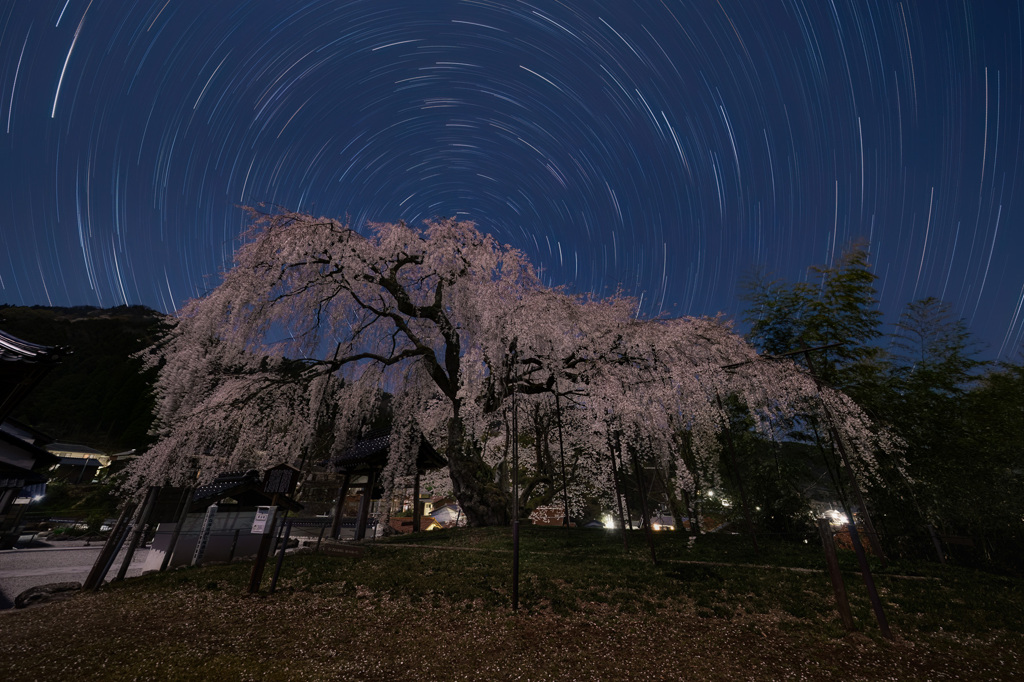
[333,430,447,474]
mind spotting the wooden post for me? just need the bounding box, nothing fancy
[160,486,194,572]
[331,473,351,540]
[818,518,855,633]
[846,521,893,639]
[82,502,135,591]
[269,519,293,594]
[114,486,160,582]
[248,495,279,594]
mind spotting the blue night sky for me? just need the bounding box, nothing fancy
[1,1,1022,357]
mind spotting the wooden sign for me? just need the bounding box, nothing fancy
[263,463,299,496]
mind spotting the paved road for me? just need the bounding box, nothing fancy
[0,541,150,609]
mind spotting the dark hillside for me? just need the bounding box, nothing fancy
[0,305,167,452]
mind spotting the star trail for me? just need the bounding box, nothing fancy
[1,1,1023,357]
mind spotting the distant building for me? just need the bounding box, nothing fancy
[430,503,465,528]
[45,442,106,483]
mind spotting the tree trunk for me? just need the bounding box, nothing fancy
[447,415,510,526]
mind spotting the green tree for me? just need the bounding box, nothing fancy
[866,298,983,552]
[944,362,1024,564]
[744,242,885,394]
[742,243,893,542]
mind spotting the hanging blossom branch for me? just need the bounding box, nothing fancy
[124,208,902,524]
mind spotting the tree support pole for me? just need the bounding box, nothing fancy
[804,351,887,566]
[114,485,160,582]
[818,518,855,633]
[269,519,292,595]
[82,502,135,591]
[847,521,892,639]
[160,486,194,572]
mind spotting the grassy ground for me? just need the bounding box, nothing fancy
[1,526,1021,680]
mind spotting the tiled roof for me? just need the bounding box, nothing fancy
[333,430,447,472]
[194,470,260,501]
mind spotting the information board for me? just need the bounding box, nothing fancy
[251,505,277,534]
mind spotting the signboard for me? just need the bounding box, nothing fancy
[251,505,277,534]
[320,542,364,558]
[263,464,298,496]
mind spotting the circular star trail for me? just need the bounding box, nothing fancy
[1,1,1023,357]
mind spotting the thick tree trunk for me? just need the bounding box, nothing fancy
[447,415,510,526]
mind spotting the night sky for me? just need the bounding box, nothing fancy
[2,1,1022,358]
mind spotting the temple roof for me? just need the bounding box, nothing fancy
[0,329,62,364]
[333,430,447,473]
